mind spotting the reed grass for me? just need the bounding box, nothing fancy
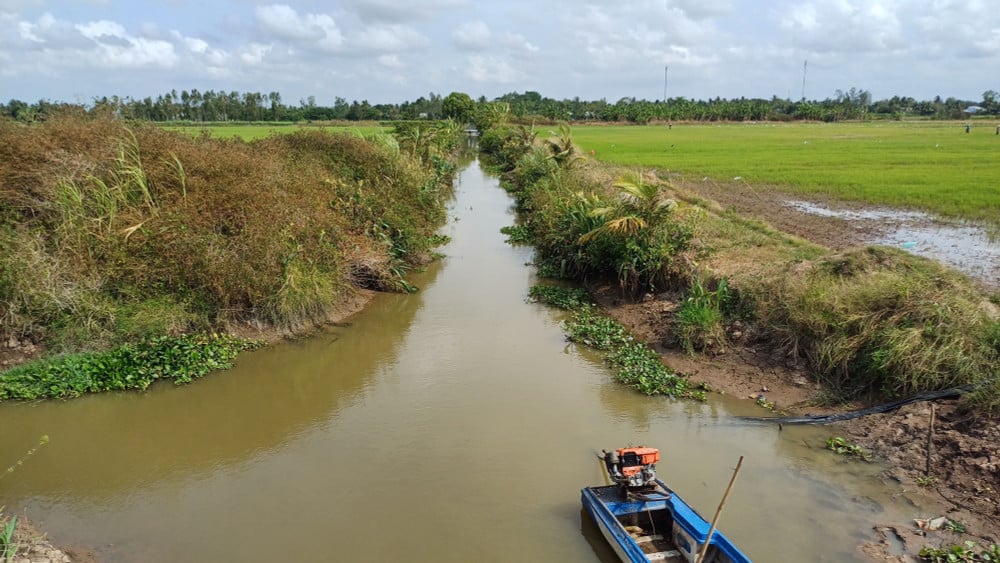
[0,113,456,358]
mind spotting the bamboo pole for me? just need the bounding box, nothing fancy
[695,455,744,563]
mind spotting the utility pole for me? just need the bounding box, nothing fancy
[663,65,668,102]
[801,60,807,101]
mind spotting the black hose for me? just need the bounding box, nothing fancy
[740,383,981,425]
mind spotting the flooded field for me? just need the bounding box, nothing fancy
[785,200,1000,288]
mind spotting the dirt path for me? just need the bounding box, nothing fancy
[591,178,1000,561]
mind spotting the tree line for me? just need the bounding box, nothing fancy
[3,87,998,124]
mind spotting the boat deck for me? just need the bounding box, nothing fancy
[631,532,683,561]
[588,485,686,562]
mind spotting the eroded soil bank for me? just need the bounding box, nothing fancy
[592,175,999,562]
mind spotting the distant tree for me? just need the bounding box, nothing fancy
[442,92,475,124]
[982,90,999,114]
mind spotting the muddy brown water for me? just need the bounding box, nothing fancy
[2,161,939,562]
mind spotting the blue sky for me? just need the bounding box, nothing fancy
[2,0,998,106]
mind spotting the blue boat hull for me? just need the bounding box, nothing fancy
[581,479,751,563]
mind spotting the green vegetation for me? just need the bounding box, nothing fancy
[572,123,1000,227]
[441,92,476,124]
[162,122,384,140]
[527,285,592,310]
[756,247,1000,402]
[919,541,1000,562]
[566,306,702,399]
[11,87,995,125]
[916,475,939,487]
[1,512,15,563]
[484,121,1000,415]
[482,123,695,293]
[825,437,870,461]
[0,113,459,399]
[674,277,736,354]
[527,284,701,399]
[0,335,260,400]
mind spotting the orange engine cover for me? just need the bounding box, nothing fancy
[616,447,660,467]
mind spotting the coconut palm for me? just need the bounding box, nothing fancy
[576,173,685,292]
[579,174,676,243]
[543,124,583,168]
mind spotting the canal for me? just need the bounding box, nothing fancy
[1,160,920,562]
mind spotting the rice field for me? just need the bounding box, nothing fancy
[570,121,1000,227]
[161,123,386,140]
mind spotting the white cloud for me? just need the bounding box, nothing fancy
[343,0,467,23]
[171,30,230,74]
[465,55,525,84]
[452,20,537,55]
[353,24,428,52]
[670,0,733,20]
[452,20,490,50]
[4,12,177,69]
[241,42,272,66]
[378,53,403,68]
[779,0,903,53]
[255,4,343,51]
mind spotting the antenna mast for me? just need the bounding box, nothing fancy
[801,60,807,101]
[663,65,668,102]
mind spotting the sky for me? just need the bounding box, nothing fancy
[1,0,998,106]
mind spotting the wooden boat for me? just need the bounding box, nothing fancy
[581,447,751,563]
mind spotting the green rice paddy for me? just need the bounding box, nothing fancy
[162,123,385,140]
[571,122,1000,226]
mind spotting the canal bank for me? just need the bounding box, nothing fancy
[0,160,961,562]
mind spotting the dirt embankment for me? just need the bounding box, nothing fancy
[590,179,1000,562]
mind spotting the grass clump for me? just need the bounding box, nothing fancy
[755,247,1000,409]
[527,285,592,310]
[0,334,262,400]
[0,113,457,357]
[674,277,738,353]
[1,512,15,562]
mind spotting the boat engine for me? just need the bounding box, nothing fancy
[601,447,659,488]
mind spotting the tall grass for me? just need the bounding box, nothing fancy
[0,113,457,355]
[754,247,1000,407]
